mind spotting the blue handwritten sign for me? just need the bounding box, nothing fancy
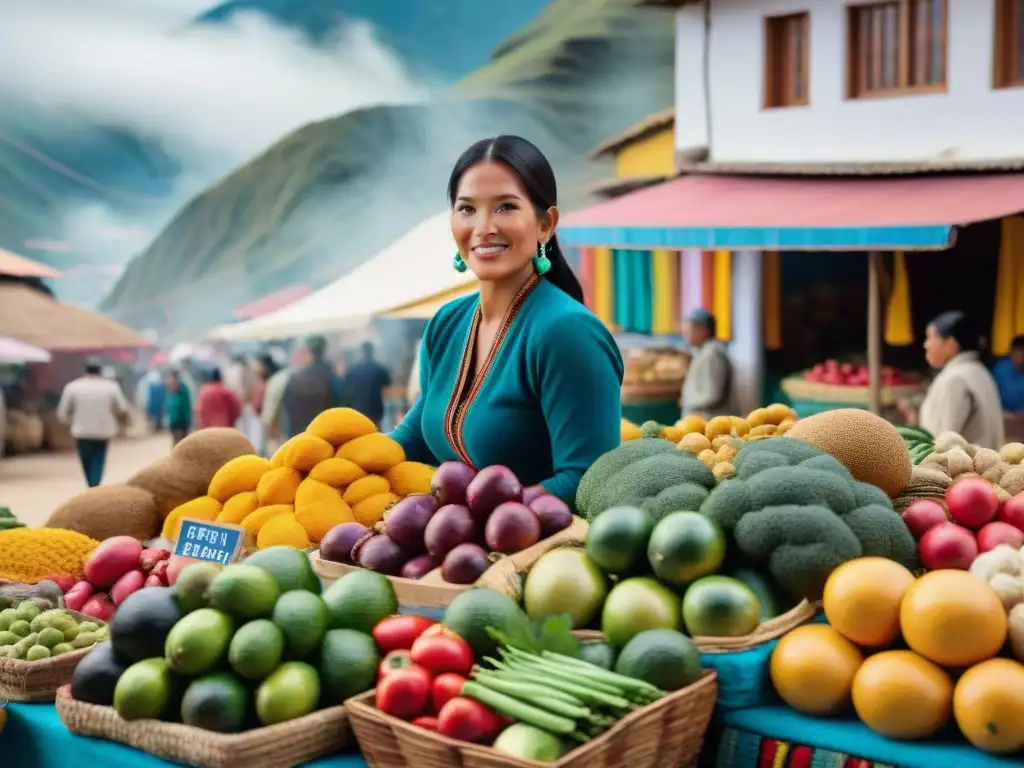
[174,519,243,566]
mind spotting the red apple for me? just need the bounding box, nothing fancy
[902,500,948,540]
[919,522,979,570]
[945,477,1000,529]
[999,492,1024,532]
[976,521,1024,552]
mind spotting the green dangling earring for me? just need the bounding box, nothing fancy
[453,252,468,273]
[534,242,552,275]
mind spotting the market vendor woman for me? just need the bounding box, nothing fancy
[900,310,1004,449]
[391,135,623,505]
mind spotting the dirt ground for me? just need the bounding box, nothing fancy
[0,434,174,527]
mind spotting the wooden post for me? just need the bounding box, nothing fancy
[867,252,883,415]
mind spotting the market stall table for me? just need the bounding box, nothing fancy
[3,702,369,768]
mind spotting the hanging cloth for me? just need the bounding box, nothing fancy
[884,251,914,346]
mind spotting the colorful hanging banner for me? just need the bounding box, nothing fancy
[591,247,614,328]
[884,251,914,346]
[713,250,732,341]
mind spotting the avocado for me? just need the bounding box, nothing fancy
[228,620,284,680]
[110,586,183,662]
[114,658,174,721]
[209,565,281,620]
[271,591,328,659]
[614,628,701,691]
[180,673,248,733]
[244,546,322,594]
[317,629,379,705]
[256,661,320,726]
[165,608,234,676]
[443,588,532,660]
[577,641,617,670]
[70,643,133,706]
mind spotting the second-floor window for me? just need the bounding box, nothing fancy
[764,13,810,108]
[995,0,1024,88]
[847,0,948,99]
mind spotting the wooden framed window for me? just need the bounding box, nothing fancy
[764,13,811,108]
[846,0,947,99]
[995,0,1024,88]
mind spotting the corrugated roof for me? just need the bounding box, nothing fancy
[0,283,150,351]
[0,248,61,279]
[590,108,675,158]
[560,172,1024,251]
[586,175,670,197]
[677,157,1024,176]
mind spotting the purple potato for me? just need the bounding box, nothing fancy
[441,543,491,584]
[424,504,476,560]
[484,502,542,554]
[528,495,574,538]
[320,522,371,564]
[355,535,408,576]
[383,494,438,552]
[465,466,523,522]
[430,462,478,507]
[521,485,547,506]
[401,554,438,580]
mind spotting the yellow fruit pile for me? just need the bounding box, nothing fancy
[672,405,798,482]
[161,408,435,551]
[771,558,1024,754]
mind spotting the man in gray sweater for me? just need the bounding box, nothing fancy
[681,309,736,419]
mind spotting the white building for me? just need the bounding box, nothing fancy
[671,0,1024,167]
[560,0,1024,416]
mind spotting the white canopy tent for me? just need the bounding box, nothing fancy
[208,212,476,342]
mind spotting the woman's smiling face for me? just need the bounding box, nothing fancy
[451,160,556,284]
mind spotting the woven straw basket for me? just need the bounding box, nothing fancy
[346,670,717,768]
[0,610,108,702]
[55,686,352,768]
[691,600,819,653]
[310,516,589,610]
[570,600,817,654]
[780,376,926,406]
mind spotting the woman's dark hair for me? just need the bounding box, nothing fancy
[447,135,585,303]
[931,310,982,353]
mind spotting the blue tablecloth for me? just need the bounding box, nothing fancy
[719,706,1024,768]
[2,702,369,768]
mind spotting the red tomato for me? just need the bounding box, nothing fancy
[411,634,474,676]
[372,615,437,653]
[420,624,463,640]
[432,673,467,712]
[436,697,505,743]
[377,650,415,681]
[412,715,439,732]
[375,667,432,720]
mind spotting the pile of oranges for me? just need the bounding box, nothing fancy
[770,558,1024,755]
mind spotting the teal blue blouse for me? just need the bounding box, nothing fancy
[391,275,623,506]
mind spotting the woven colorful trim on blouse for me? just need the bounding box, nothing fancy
[714,727,901,768]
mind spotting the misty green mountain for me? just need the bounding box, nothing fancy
[0,0,547,302]
[100,0,674,336]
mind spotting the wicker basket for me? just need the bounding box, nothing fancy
[0,611,107,702]
[310,516,589,610]
[55,686,352,768]
[570,600,818,654]
[346,670,717,768]
[780,376,926,407]
[692,600,819,653]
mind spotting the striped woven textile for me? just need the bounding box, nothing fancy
[713,727,901,768]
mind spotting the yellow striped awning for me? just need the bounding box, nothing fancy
[382,281,478,320]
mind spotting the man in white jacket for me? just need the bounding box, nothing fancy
[57,359,130,487]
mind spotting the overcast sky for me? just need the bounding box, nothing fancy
[0,0,424,165]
